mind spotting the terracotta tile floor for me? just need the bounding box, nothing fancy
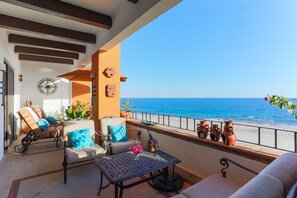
[0,138,190,198]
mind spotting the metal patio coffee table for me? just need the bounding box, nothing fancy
[94,150,183,198]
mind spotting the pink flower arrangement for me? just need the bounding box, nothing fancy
[129,145,143,154]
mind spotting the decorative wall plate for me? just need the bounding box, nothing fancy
[37,78,58,95]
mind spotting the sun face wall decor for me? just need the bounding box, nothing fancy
[37,78,58,95]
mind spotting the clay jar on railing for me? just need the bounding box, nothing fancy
[221,120,236,146]
[210,124,221,142]
[197,120,209,139]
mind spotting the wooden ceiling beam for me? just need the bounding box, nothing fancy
[9,0,112,29]
[15,46,79,59]
[19,54,73,64]
[0,14,96,44]
[9,34,86,53]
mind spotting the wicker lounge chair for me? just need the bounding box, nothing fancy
[32,105,63,127]
[15,107,62,153]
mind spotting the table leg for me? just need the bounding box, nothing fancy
[115,184,118,198]
[172,165,178,193]
[119,182,124,198]
[97,171,103,196]
[163,167,169,177]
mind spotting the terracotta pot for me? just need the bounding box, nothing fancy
[210,124,221,142]
[120,111,131,120]
[196,120,209,139]
[222,120,236,146]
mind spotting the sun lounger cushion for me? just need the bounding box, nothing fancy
[66,144,106,164]
[179,174,240,198]
[258,153,297,195]
[68,128,94,150]
[33,105,47,119]
[230,174,283,198]
[23,107,40,122]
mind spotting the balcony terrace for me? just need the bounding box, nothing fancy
[0,116,292,198]
[1,0,297,198]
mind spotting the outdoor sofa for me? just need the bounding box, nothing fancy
[172,153,297,198]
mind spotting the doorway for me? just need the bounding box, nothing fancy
[3,60,15,151]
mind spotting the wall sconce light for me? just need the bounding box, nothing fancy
[18,74,23,82]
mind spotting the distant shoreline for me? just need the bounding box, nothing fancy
[123,98,297,128]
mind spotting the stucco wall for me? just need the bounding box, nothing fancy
[20,62,72,117]
[0,29,21,162]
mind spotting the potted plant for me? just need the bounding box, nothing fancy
[65,101,91,120]
[120,99,133,120]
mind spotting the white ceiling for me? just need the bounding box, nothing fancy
[0,0,182,68]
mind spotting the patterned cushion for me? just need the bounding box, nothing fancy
[109,125,128,142]
[68,128,94,150]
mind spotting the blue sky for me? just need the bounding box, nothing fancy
[120,0,297,98]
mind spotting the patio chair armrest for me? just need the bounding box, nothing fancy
[95,131,111,139]
[220,158,258,178]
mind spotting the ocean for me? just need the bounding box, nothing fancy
[121,98,297,128]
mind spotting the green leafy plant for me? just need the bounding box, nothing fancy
[54,109,66,122]
[266,95,297,120]
[121,99,133,112]
[65,101,91,120]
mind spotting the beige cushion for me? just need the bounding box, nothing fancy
[111,139,137,154]
[66,144,106,164]
[99,116,126,137]
[230,174,283,198]
[180,174,240,198]
[259,153,297,195]
[170,194,187,198]
[63,119,95,147]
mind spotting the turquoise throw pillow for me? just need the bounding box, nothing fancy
[68,128,94,150]
[38,118,50,131]
[109,125,128,142]
[47,115,57,124]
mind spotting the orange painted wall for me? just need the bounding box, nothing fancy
[92,44,121,121]
[71,75,91,106]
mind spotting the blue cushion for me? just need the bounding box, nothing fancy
[109,125,128,142]
[47,115,57,124]
[38,118,50,131]
[68,128,94,150]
